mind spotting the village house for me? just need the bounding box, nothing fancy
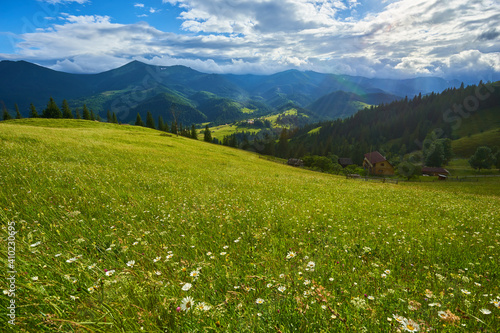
[363,151,394,176]
[338,158,354,168]
[421,167,450,177]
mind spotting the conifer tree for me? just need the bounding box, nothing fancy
[203,125,212,142]
[146,111,155,129]
[30,103,39,118]
[112,112,118,124]
[107,110,112,123]
[75,108,81,119]
[191,124,198,139]
[171,121,178,135]
[135,113,144,126]
[42,97,63,118]
[90,109,96,121]
[15,104,22,119]
[61,99,73,119]
[82,104,91,120]
[3,106,12,120]
[158,116,165,131]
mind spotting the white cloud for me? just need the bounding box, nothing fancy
[134,3,145,8]
[3,0,500,82]
[38,0,89,4]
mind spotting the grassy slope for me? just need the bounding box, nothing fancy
[0,119,499,332]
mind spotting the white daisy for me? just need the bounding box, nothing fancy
[180,296,194,312]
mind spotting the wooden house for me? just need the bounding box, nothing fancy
[338,158,354,168]
[421,167,450,177]
[363,151,394,176]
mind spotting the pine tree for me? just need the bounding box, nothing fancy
[61,99,73,119]
[29,103,39,118]
[203,125,212,142]
[135,113,144,127]
[75,108,81,119]
[3,106,12,120]
[107,110,112,123]
[42,97,63,118]
[82,105,91,120]
[158,116,165,131]
[15,104,22,119]
[90,109,96,121]
[146,111,155,129]
[191,124,198,139]
[112,112,118,124]
[171,121,178,135]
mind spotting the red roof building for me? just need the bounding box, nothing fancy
[363,151,394,176]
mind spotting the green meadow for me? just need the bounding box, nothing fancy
[1,119,499,332]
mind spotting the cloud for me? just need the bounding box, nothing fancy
[134,3,145,8]
[38,0,89,4]
[2,0,500,83]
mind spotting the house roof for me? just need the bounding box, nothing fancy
[338,158,353,166]
[422,167,450,174]
[364,151,387,165]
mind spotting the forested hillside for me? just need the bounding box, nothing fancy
[287,82,500,164]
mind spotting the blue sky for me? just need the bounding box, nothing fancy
[0,0,499,83]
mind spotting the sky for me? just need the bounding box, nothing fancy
[0,0,499,83]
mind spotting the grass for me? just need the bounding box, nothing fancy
[454,107,500,138]
[451,128,500,157]
[207,124,260,140]
[1,119,499,332]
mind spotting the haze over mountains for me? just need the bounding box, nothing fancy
[0,60,461,125]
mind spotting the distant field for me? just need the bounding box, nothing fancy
[451,128,500,157]
[1,119,499,332]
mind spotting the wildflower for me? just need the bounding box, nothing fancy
[474,282,481,286]
[166,254,173,260]
[490,299,500,308]
[66,257,77,263]
[70,295,78,301]
[153,256,161,263]
[220,252,227,256]
[190,270,200,278]
[381,273,387,278]
[351,297,367,309]
[329,277,334,281]
[306,261,315,269]
[428,303,441,307]
[437,311,448,319]
[461,289,471,295]
[206,252,212,256]
[256,298,265,304]
[304,280,311,285]
[384,270,390,274]
[31,276,38,281]
[278,286,286,293]
[180,296,194,312]
[286,251,296,259]
[223,245,229,249]
[367,295,375,300]
[479,308,491,315]
[30,241,41,247]
[393,314,406,324]
[266,283,273,288]
[88,286,96,293]
[401,318,419,332]
[279,274,285,278]
[105,270,115,276]
[88,263,96,270]
[126,260,135,267]
[54,253,62,257]
[181,283,192,291]
[321,305,327,310]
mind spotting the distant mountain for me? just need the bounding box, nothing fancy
[0,60,461,124]
[307,91,400,120]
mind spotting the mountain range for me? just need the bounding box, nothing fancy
[0,60,461,125]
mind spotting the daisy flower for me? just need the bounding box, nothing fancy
[153,256,161,263]
[190,270,200,278]
[461,289,471,295]
[256,298,265,304]
[180,296,194,312]
[401,319,420,332]
[306,261,315,269]
[126,260,135,267]
[105,270,115,277]
[181,283,192,291]
[278,286,286,293]
[286,251,296,259]
[479,308,491,315]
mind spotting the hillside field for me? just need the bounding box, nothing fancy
[1,119,499,332]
